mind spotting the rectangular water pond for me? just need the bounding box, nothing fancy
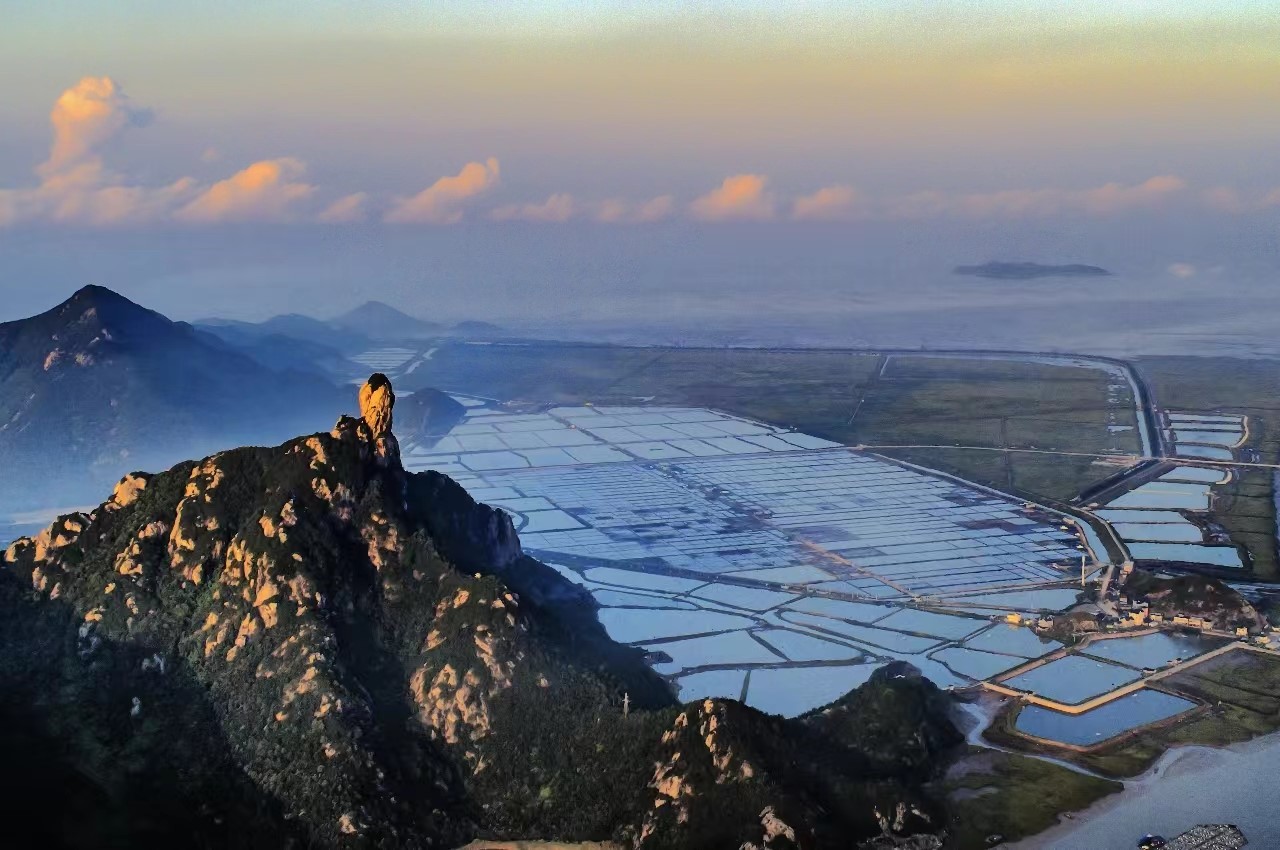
[1082,631,1223,670]
[1003,655,1142,705]
[744,664,880,717]
[940,588,1083,613]
[1015,689,1197,746]
[963,624,1063,658]
[1113,523,1205,543]
[1127,542,1243,568]
[1173,445,1233,461]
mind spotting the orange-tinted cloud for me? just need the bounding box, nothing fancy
[174,158,314,223]
[689,174,775,221]
[317,192,369,223]
[594,194,675,223]
[490,192,574,222]
[384,158,500,224]
[886,175,1187,219]
[39,76,149,179]
[791,185,859,221]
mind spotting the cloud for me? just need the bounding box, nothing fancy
[317,192,369,223]
[384,158,500,224]
[1167,262,1197,279]
[490,193,574,222]
[200,147,221,164]
[689,174,775,221]
[39,76,150,179]
[791,185,859,221]
[594,194,675,223]
[0,78,326,227]
[1202,186,1280,214]
[634,195,675,222]
[174,158,314,223]
[886,176,1187,219]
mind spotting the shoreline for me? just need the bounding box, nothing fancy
[1005,729,1280,848]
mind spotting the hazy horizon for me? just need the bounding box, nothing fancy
[3,1,1279,357]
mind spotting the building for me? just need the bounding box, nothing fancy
[1163,823,1247,849]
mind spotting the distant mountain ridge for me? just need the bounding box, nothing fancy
[0,285,348,514]
[329,300,444,339]
[953,261,1112,280]
[0,376,962,848]
[199,302,508,353]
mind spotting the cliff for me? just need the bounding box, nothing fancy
[0,376,961,849]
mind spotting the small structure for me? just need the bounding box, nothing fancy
[1162,823,1247,849]
[1004,612,1023,625]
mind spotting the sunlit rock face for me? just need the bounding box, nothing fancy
[359,372,395,438]
[358,372,399,464]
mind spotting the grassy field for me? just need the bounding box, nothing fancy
[985,651,1280,779]
[940,745,1120,849]
[409,344,1143,502]
[1136,356,1280,579]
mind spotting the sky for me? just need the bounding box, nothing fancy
[1,1,1278,351]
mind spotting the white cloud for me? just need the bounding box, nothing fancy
[595,195,675,223]
[317,192,369,223]
[490,193,574,222]
[885,176,1187,219]
[791,185,859,221]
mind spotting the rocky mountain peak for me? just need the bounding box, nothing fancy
[358,372,395,437]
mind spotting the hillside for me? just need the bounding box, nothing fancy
[0,286,348,514]
[0,375,962,849]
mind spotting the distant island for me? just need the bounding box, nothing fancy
[954,261,1112,280]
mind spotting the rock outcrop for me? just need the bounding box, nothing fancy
[358,372,395,437]
[0,377,960,849]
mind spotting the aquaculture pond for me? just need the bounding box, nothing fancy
[743,664,880,717]
[1083,632,1223,670]
[963,624,1063,658]
[1004,655,1142,705]
[939,587,1082,612]
[1015,688,1197,746]
[1127,542,1243,568]
[1112,522,1204,543]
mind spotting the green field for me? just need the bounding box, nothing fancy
[408,344,1143,502]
